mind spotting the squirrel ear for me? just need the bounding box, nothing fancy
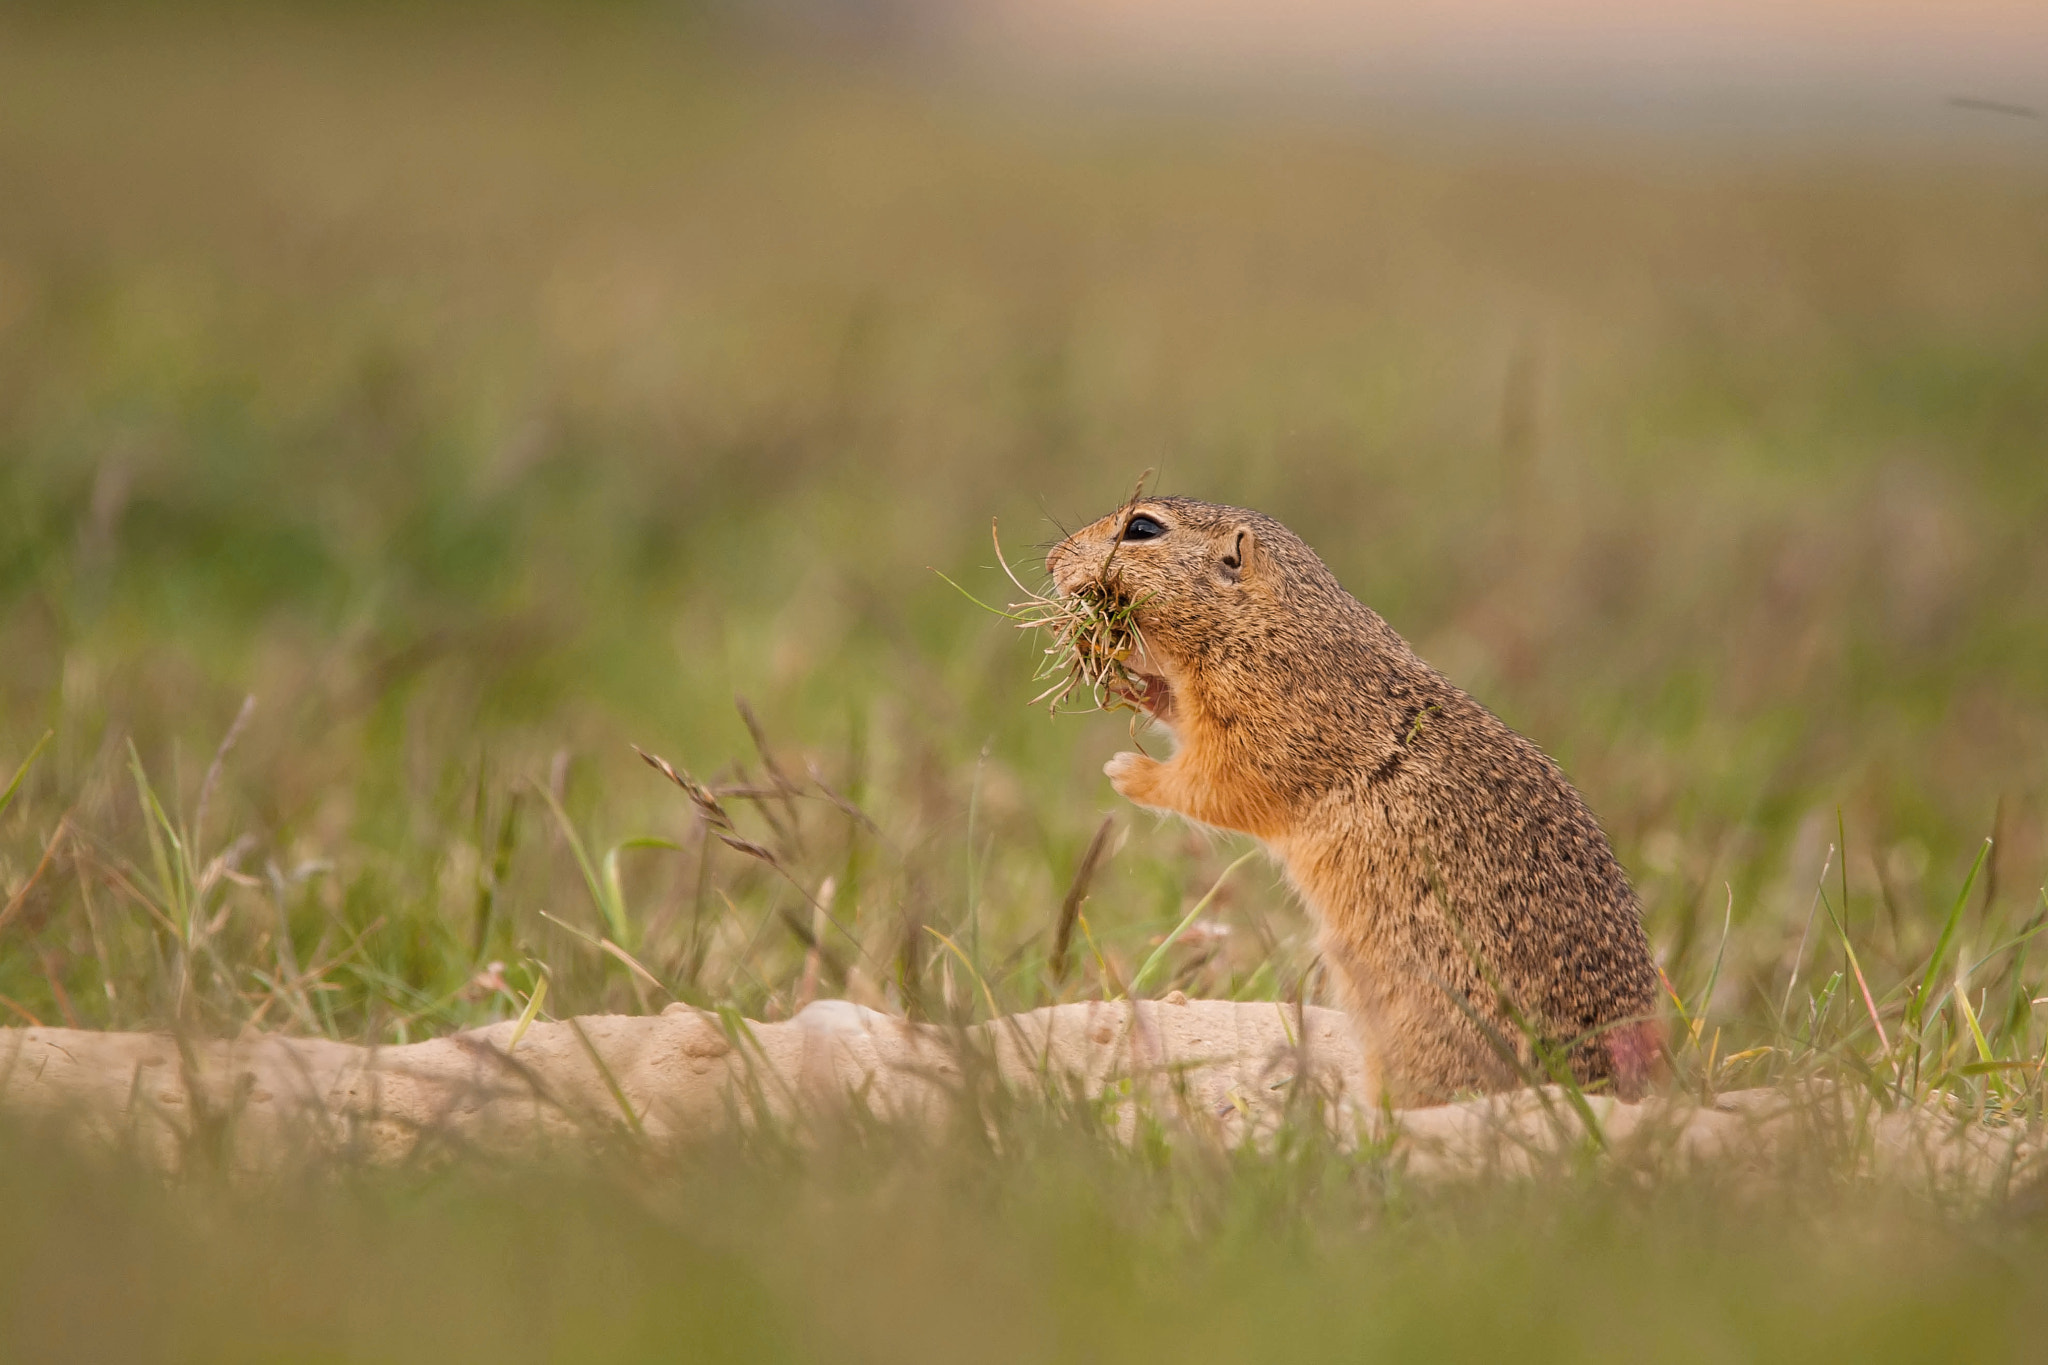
[1218,525,1257,585]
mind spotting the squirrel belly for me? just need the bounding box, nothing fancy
[1055,496,1665,1107]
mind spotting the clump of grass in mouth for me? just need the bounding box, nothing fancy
[1000,524,1156,716]
[937,519,1155,718]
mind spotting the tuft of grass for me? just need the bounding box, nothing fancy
[0,733,52,826]
[966,472,1165,718]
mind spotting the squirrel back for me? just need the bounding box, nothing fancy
[1046,496,1663,1105]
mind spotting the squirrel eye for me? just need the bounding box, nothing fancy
[1121,514,1166,541]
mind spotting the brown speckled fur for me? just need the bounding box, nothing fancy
[1048,497,1663,1107]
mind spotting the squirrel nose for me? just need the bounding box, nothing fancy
[1045,539,1094,595]
[1045,539,1072,584]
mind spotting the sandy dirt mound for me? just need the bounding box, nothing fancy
[2,998,2034,1191]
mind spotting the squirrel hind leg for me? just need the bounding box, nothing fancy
[1600,1019,1667,1102]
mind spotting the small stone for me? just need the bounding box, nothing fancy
[1164,991,1189,1006]
[679,1029,730,1060]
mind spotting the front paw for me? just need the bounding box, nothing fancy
[1104,751,1164,805]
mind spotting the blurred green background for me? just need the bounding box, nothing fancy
[5,5,2048,1360]
[6,6,2046,1035]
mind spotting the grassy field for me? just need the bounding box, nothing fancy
[4,8,2048,1359]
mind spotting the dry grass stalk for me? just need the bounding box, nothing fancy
[1051,816,1115,982]
[637,738,874,979]
[635,745,775,863]
[794,876,838,1008]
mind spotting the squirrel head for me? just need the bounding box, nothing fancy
[1046,496,1267,602]
[1045,496,1347,733]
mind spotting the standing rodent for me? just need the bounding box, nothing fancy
[1046,496,1663,1106]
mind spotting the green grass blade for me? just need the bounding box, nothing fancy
[1911,839,1992,1033]
[507,966,549,1052]
[568,1017,645,1137]
[604,839,685,950]
[127,740,191,937]
[0,730,53,823]
[931,567,1026,620]
[1956,975,1996,1067]
[1129,849,1258,999]
[600,846,632,946]
[535,779,631,946]
[1689,886,1732,1051]
[924,925,999,1021]
[1817,874,1892,1058]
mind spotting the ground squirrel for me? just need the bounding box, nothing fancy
[1046,496,1664,1106]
